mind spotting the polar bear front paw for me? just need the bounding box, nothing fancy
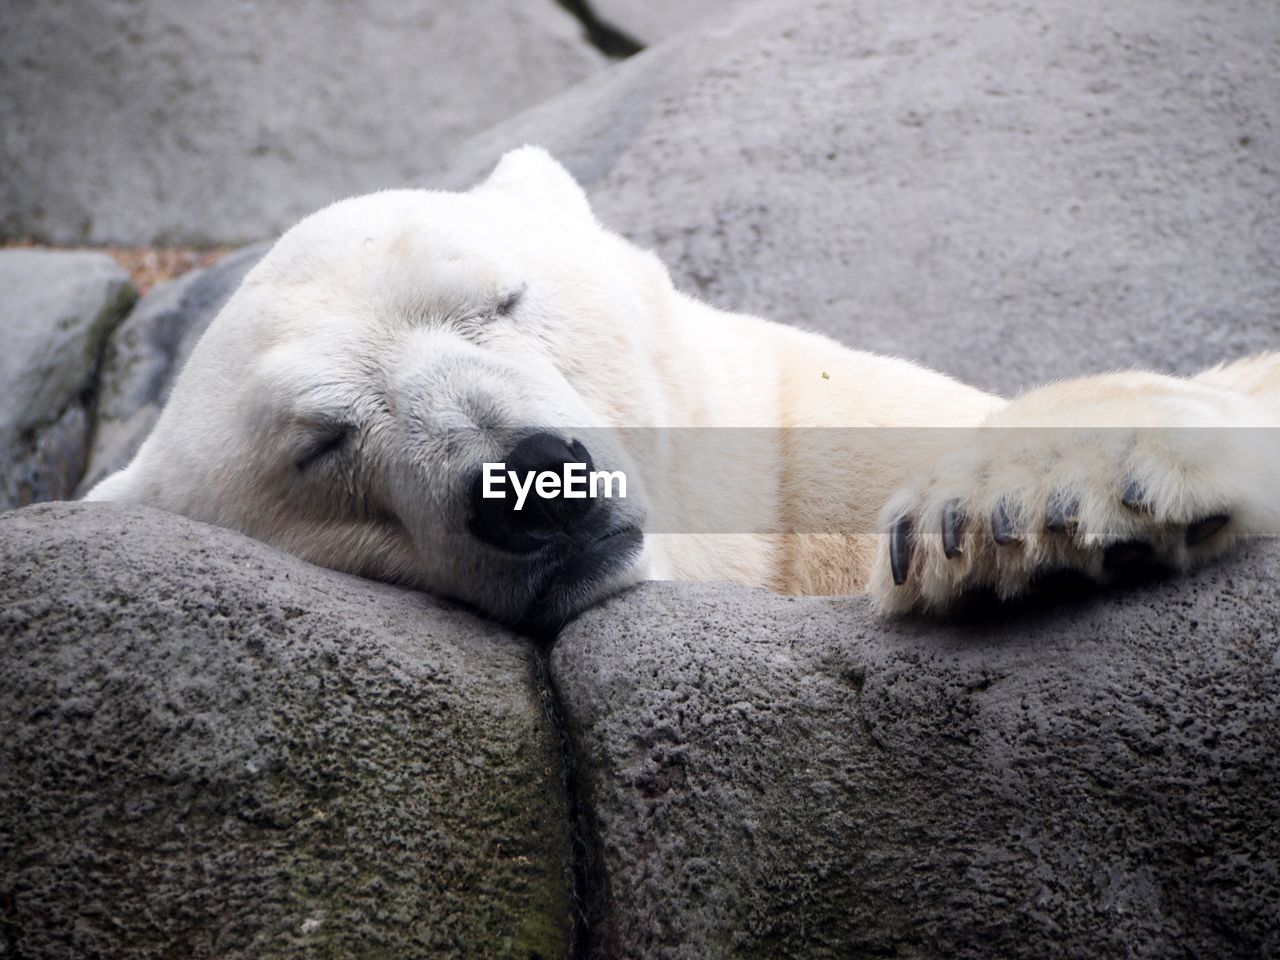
[868,375,1280,615]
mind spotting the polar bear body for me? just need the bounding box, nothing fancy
[87,148,1280,631]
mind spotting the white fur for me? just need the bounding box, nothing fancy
[86,147,1280,626]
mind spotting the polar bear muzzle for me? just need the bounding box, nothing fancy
[464,430,644,637]
[468,432,601,553]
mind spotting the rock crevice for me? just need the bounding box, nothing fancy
[535,647,611,960]
[553,0,644,58]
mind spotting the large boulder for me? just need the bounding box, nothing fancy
[552,557,1280,958]
[0,502,574,959]
[0,0,606,245]
[79,244,270,492]
[431,0,1280,396]
[0,250,135,510]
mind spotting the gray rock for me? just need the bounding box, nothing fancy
[432,0,1280,397]
[0,249,135,509]
[0,501,574,959]
[80,244,270,491]
[552,554,1280,958]
[591,0,747,45]
[0,0,606,245]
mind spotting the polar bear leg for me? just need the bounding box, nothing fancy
[1192,351,1280,403]
[868,352,1280,613]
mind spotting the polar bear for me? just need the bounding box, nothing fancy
[87,147,1280,635]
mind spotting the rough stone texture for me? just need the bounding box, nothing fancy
[0,0,605,245]
[431,0,1280,397]
[0,502,573,959]
[0,250,135,510]
[591,0,745,45]
[553,554,1280,958]
[79,244,270,492]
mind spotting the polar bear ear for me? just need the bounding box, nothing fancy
[479,146,595,223]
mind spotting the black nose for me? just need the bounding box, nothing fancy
[469,432,598,553]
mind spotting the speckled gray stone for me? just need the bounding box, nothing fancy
[0,502,573,959]
[552,552,1280,958]
[432,0,1280,397]
[79,244,269,492]
[0,249,135,509]
[0,0,605,245]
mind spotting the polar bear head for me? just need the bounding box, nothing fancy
[87,148,675,636]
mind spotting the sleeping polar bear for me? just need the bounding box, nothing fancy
[87,147,1280,636]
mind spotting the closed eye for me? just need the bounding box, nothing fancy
[296,424,353,470]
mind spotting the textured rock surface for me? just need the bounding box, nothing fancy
[80,244,269,492]
[0,502,573,959]
[553,556,1280,958]
[0,250,135,510]
[431,0,1280,397]
[0,0,605,245]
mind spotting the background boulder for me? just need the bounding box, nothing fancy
[0,0,606,245]
[0,250,135,510]
[553,559,1280,958]
[431,0,1280,397]
[0,502,575,959]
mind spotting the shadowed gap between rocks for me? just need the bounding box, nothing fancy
[554,0,644,58]
[7,266,137,508]
[534,645,609,960]
[70,288,138,493]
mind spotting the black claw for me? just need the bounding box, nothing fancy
[1121,477,1150,513]
[1103,540,1155,570]
[1044,491,1080,534]
[890,515,914,585]
[992,498,1021,545]
[941,500,964,559]
[1186,513,1230,547]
